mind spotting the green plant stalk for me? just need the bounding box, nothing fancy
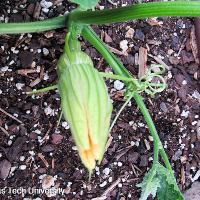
[1,2,200,34]
[26,84,58,95]
[82,26,173,171]
[0,16,67,34]
[70,1,200,25]
[100,72,141,88]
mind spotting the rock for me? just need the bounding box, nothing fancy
[187,63,198,75]
[114,80,124,90]
[51,133,63,145]
[169,56,180,65]
[184,182,200,200]
[0,160,11,179]
[19,51,33,68]
[125,27,135,39]
[128,151,139,164]
[178,86,188,102]
[181,50,194,64]
[41,144,55,152]
[160,102,168,113]
[134,29,145,41]
[172,150,182,161]
[139,155,148,167]
[27,3,35,15]
[7,137,26,161]
[42,175,54,189]
[174,74,185,86]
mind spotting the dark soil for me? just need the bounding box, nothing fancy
[0,0,200,200]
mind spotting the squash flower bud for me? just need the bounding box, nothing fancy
[57,35,112,172]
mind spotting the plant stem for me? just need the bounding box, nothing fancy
[1,2,200,34]
[71,2,200,25]
[0,16,67,34]
[82,26,173,171]
[26,84,58,95]
[109,95,133,131]
[100,72,140,88]
[132,92,172,170]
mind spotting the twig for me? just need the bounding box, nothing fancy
[0,107,23,124]
[92,178,121,200]
[0,126,9,136]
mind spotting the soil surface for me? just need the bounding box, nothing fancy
[0,0,200,200]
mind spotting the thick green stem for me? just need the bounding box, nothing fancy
[0,16,67,34]
[71,2,200,25]
[132,92,172,170]
[82,26,172,171]
[1,2,200,34]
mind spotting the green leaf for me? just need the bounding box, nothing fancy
[70,0,99,10]
[137,163,184,200]
[137,167,161,200]
[156,164,184,200]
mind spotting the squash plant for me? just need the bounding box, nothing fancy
[1,1,200,199]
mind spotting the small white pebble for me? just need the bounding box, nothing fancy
[43,48,49,56]
[0,90,2,94]
[108,177,113,182]
[26,110,31,114]
[192,121,197,125]
[117,162,123,167]
[99,6,104,10]
[130,141,135,146]
[99,181,107,188]
[8,140,12,146]
[62,121,70,129]
[182,80,187,85]
[118,183,123,188]
[168,71,172,79]
[20,156,25,161]
[35,129,41,135]
[16,83,25,90]
[181,110,189,118]
[29,151,35,156]
[42,8,49,13]
[19,165,27,170]
[44,106,55,116]
[118,135,122,140]
[114,80,124,90]
[37,49,42,53]
[72,146,77,151]
[120,40,128,52]
[1,66,9,72]
[103,168,110,176]
[43,72,49,81]
[40,0,53,8]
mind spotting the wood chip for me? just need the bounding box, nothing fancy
[138,47,148,78]
[29,77,41,87]
[0,126,9,136]
[38,153,49,168]
[18,69,37,76]
[108,45,126,56]
[104,32,113,43]
[147,18,163,26]
[190,25,200,64]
